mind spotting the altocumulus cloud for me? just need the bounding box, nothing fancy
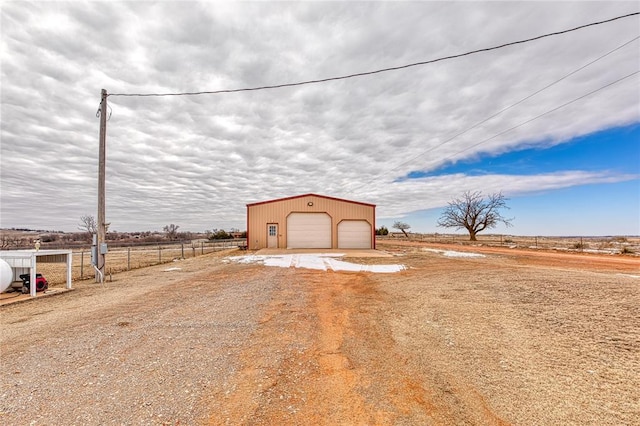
[0,1,638,232]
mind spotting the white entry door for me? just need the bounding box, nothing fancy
[267,224,278,248]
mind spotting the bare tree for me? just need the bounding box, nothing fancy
[393,221,411,238]
[438,191,513,241]
[78,215,97,242]
[163,224,180,240]
[1,234,20,249]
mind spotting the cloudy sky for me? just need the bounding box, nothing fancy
[1,1,638,236]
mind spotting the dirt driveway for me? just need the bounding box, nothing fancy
[1,243,638,425]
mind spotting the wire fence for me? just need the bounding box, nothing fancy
[12,234,638,287]
[378,234,639,253]
[32,239,245,286]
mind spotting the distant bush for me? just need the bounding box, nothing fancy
[573,242,588,250]
[376,226,389,236]
[621,246,635,254]
[610,236,629,243]
[597,241,615,249]
[176,232,193,241]
[208,229,233,240]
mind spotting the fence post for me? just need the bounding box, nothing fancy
[181,243,184,259]
[535,236,538,248]
[127,248,131,270]
[158,245,162,263]
[80,250,84,278]
[201,241,204,255]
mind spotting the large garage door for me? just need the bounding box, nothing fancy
[338,220,371,249]
[287,213,331,249]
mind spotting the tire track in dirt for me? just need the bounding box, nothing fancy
[339,270,510,425]
[294,271,371,425]
[206,266,510,425]
[206,269,370,425]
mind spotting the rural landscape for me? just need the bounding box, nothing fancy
[1,2,639,425]
[0,226,637,288]
[1,234,638,424]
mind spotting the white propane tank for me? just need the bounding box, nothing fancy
[0,259,13,293]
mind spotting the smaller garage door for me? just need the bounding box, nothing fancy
[287,213,331,249]
[338,220,371,249]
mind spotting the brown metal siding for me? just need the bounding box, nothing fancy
[247,194,375,249]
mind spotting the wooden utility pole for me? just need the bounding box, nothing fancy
[97,88,107,282]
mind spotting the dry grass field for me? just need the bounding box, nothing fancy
[6,234,637,288]
[0,241,638,425]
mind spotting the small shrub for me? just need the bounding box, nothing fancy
[621,246,635,254]
[209,229,233,240]
[611,236,629,243]
[573,242,587,250]
[598,241,615,249]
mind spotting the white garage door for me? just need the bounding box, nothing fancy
[338,220,371,249]
[287,213,331,249]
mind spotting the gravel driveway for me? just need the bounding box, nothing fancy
[1,245,638,425]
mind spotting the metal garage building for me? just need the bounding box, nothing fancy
[246,194,376,250]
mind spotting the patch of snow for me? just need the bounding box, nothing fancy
[617,273,640,279]
[583,249,616,255]
[228,255,264,264]
[295,255,328,270]
[264,255,294,268]
[163,267,182,272]
[422,248,485,258]
[443,251,485,258]
[325,258,405,273]
[227,254,404,273]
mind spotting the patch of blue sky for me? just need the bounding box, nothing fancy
[380,179,640,236]
[406,123,639,178]
[505,180,640,236]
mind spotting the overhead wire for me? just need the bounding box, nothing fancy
[435,71,639,170]
[340,35,640,194]
[347,69,639,195]
[107,12,639,98]
[102,11,639,201]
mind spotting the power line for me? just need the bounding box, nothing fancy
[347,70,639,194]
[108,12,639,98]
[431,72,639,169]
[341,35,640,192]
